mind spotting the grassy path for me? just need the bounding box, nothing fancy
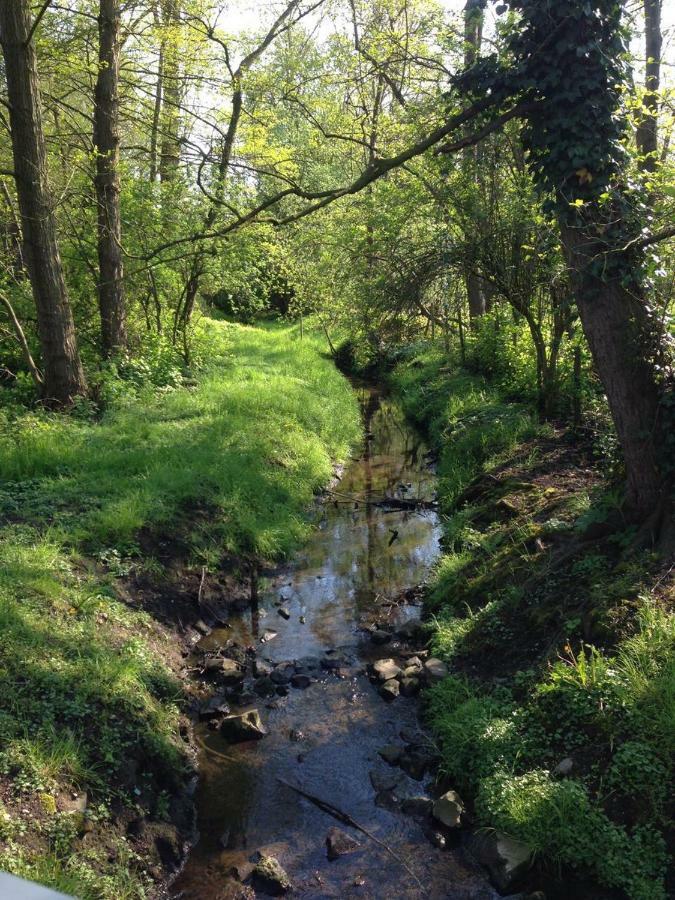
[0,320,360,898]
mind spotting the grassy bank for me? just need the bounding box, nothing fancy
[391,346,674,900]
[0,320,360,898]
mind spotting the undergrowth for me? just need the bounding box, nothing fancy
[392,343,674,900]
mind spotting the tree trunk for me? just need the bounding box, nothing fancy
[463,0,485,325]
[636,0,661,172]
[466,270,486,320]
[149,41,164,182]
[159,0,181,182]
[560,221,664,518]
[0,1,87,404]
[94,0,127,356]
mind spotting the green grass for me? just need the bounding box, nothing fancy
[0,320,360,558]
[390,346,541,506]
[391,343,674,900]
[0,319,360,897]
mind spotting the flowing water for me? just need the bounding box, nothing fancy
[173,387,497,900]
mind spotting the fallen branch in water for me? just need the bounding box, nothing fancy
[276,777,426,894]
[324,487,437,510]
[376,496,437,511]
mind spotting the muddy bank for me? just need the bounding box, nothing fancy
[168,388,508,899]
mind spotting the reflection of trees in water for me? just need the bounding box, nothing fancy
[350,389,436,612]
[368,400,431,499]
[362,391,379,596]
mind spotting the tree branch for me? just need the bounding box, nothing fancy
[25,1,53,47]
[0,291,42,386]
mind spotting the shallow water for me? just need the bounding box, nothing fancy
[172,388,497,900]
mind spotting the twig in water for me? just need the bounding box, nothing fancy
[276,777,426,895]
[197,566,206,606]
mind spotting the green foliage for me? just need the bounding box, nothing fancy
[477,770,667,900]
[0,527,183,896]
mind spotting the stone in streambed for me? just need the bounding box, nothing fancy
[467,831,533,893]
[253,676,276,697]
[295,655,322,674]
[218,658,244,684]
[401,795,433,816]
[369,769,403,793]
[379,679,400,702]
[370,628,392,645]
[378,744,403,766]
[402,665,421,678]
[270,663,294,685]
[432,790,464,828]
[399,751,427,780]
[254,659,273,677]
[428,830,446,850]
[325,827,361,861]
[399,676,421,697]
[198,695,230,720]
[220,710,266,743]
[278,607,291,620]
[424,657,448,682]
[251,855,291,895]
[322,654,349,671]
[371,659,401,682]
[291,673,311,689]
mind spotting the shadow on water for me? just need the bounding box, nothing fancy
[172,387,498,900]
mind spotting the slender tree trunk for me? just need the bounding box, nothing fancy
[636,0,661,172]
[149,3,164,183]
[149,42,164,182]
[0,291,43,387]
[0,1,86,404]
[560,220,665,518]
[159,0,181,182]
[466,271,486,320]
[94,0,127,356]
[463,0,485,324]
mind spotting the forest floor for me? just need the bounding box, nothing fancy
[391,346,674,900]
[0,320,359,898]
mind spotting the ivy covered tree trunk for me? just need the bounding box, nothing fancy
[94,0,127,356]
[0,1,87,404]
[560,220,664,516]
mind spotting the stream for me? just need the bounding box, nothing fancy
[172,387,498,900]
